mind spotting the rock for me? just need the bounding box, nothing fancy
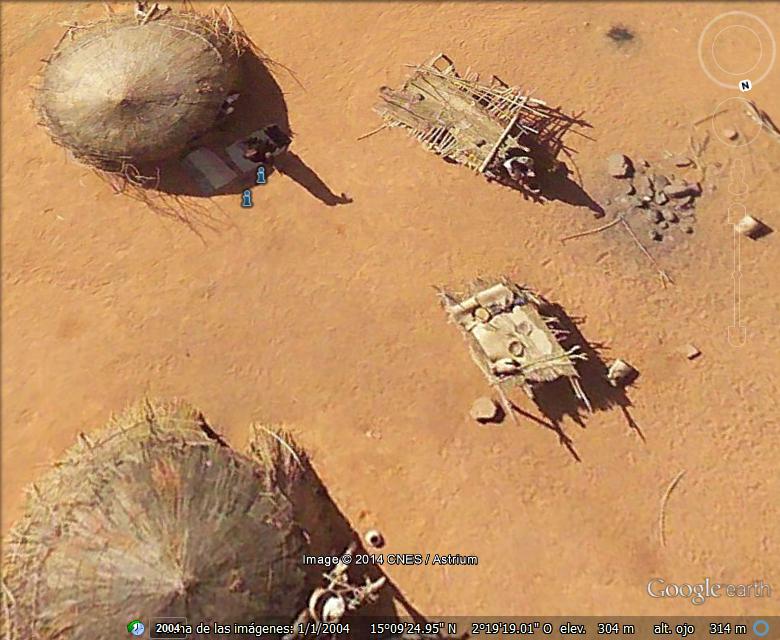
[470,397,503,424]
[658,221,669,230]
[652,174,670,191]
[682,224,694,234]
[607,359,638,387]
[734,215,767,239]
[634,174,654,197]
[622,183,636,196]
[722,128,739,140]
[683,344,702,360]
[662,209,678,223]
[654,191,669,205]
[664,181,701,199]
[364,529,385,549]
[676,195,696,209]
[674,156,693,167]
[607,153,633,178]
[649,229,662,241]
[646,209,663,223]
[637,158,650,169]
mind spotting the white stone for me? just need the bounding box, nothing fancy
[607,359,637,387]
[470,397,502,423]
[734,215,765,239]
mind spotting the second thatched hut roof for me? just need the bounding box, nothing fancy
[1,400,312,640]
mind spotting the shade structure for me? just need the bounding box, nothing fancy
[35,9,247,173]
[1,400,309,639]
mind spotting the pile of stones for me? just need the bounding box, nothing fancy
[605,153,702,241]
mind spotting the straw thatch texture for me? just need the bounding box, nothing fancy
[375,54,550,173]
[1,400,309,640]
[35,9,247,174]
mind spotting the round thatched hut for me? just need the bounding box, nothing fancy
[1,400,312,639]
[35,7,252,179]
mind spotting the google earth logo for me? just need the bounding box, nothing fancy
[127,620,145,636]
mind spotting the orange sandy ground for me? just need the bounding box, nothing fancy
[2,1,779,617]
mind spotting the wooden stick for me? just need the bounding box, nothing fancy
[253,424,302,465]
[477,102,526,174]
[356,124,388,141]
[560,216,623,242]
[493,380,519,425]
[619,218,674,287]
[659,470,686,547]
[693,109,729,127]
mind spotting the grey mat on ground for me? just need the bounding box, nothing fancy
[182,148,237,192]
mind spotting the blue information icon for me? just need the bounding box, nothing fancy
[752,620,769,637]
[241,189,253,208]
[256,166,266,184]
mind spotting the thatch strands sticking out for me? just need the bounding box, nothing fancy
[374,53,551,173]
[35,7,252,177]
[1,400,309,640]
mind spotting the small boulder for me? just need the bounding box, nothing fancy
[664,181,701,199]
[682,224,694,234]
[649,229,662,241]
[679,195,697,210]
[674,156,693,167]
[470,397,503,424]
[654,191,669,205]
[722,128,739,141]
[646,209,663,223]
[662,209,678,223]
[652,174,671,191]
[734,215,767,239]
[607,359,638,387]
[658,220,669,230]
[634,174,654,197]
[683,344,702,360]
[607,153,633,178]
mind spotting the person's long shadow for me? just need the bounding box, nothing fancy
[275,153,353,207]
[509,296,642,461]
[497,107,603,216]
[145,52,350,206]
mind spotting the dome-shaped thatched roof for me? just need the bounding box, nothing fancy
[36,9,248,173]
[1,400,310,639]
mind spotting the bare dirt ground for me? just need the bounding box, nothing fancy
[2,1,779,618]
